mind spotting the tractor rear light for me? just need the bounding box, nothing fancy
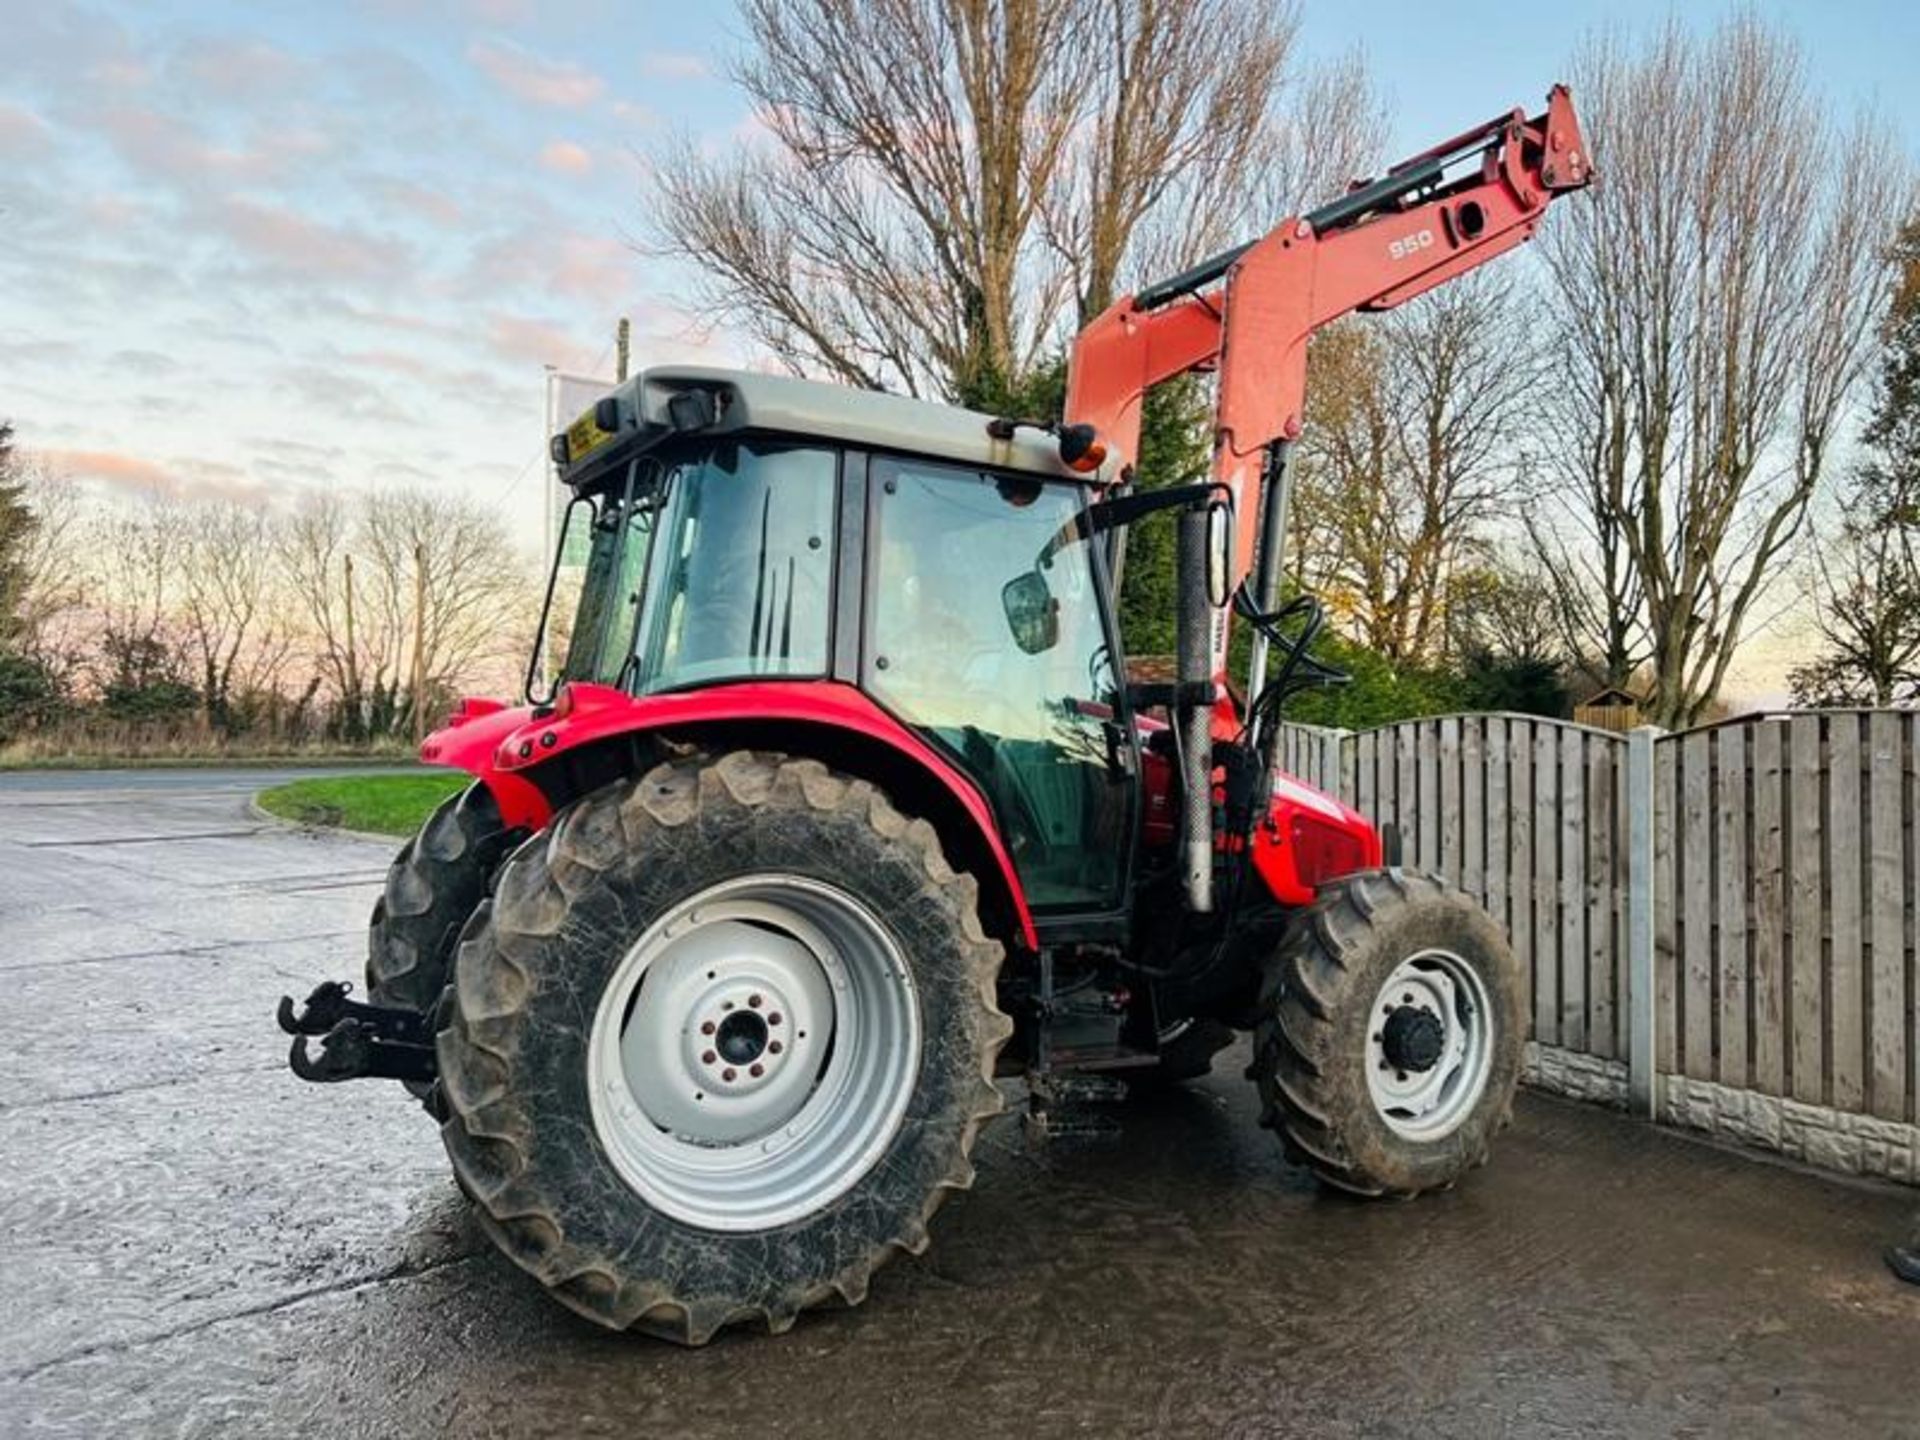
[1289,812,1368,889]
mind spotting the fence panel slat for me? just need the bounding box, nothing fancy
[1509,719,1533,1027]
[1654,733,1678,1077]
[1715,726,1749,1089]
[1359,729,1378,822]
[1789,715,1825,1104]
[1462,717,1485,905]
[1868,711,1905,1121]
[1559,728,1588,1052]
[1487,718,1511,949]
[1751,720,1786,1097]
[1681,729,1714,1082]
[1440,717,1462,886]
[1418,721,1440,870]
[1534,722,1559,1045]
[1587,734,1616,1060]
[1829,715,1864,1112]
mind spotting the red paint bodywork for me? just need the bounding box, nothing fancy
[1064,86,1591,675]
[1249,772,1384,907]
[421,681,1040,950]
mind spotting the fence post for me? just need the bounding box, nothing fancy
[1625,725,1659,1118]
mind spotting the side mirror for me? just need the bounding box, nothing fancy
[1002,571,1060,655]
[1206,501,1233,608]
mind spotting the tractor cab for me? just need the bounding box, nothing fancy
[538,367,1143,922]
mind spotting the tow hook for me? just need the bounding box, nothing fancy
[277,980,438,1084]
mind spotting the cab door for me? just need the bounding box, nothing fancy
[863,456,1136,918]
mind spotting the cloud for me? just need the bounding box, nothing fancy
[488,313,594,369]
[0,103,49,156]
[108,349,186,375]
[467,37,604,108]
[539,140,593,174]
[41,447,256,501]
[214,198,395,281]
[374,178,464,228]
[640,53,709,81]
[176,39,308,102]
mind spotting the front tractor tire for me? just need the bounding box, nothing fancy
[436,751,1010,1344]
[1253,869,1522,1197]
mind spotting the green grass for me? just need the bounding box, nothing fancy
[257,773,468,837]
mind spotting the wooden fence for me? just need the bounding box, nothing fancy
[1276,711,1920,1176]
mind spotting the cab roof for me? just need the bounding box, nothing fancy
[556,364,1119,490]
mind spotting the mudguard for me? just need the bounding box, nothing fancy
[1248,772,1383,906]
[419,680,1038,949]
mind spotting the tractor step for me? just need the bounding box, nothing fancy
[277,981,437,1085]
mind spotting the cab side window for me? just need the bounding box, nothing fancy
[867,459,1130,913]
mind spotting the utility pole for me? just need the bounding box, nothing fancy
[616,315,631,382]
[412,542,428,748]
[342,554,360,744]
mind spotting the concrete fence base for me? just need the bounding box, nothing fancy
[1659,1074,1920,1185]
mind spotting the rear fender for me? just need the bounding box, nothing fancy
[422,681,1038,951]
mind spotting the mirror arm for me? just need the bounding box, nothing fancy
[1039,481,1230,567]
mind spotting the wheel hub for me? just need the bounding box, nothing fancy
[1380,1004,1445,1073]
[1363,948,1496,1142]
[715,1009,769,1065]
[586,875,922,1231]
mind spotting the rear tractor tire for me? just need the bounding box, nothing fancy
[366,782,514,1016]
[1252,869,1522,1197]
[436,751,1011,1344]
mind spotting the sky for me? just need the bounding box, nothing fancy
[4,0,1919,642]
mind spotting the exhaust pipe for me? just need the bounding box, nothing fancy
[1175,506,1213,913]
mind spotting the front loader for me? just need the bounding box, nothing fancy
[278,88,1592,1344]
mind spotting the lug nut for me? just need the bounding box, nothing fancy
[767,1012,782,1026]
[749,1063,764,1078]
[702,1050,716,1065]
[700,1020,716,1035]
[722,1067,737,1082]
[748,994,763,1009]
[769,1041,783,1055]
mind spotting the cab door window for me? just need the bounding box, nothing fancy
[866,459,1131,913]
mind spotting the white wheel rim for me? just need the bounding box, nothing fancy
[1364,948,1494,1142]
[586,874,921,1232]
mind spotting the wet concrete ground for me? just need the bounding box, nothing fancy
[1,768,1915,1439]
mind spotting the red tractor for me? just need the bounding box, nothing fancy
[280,90,1592,1344]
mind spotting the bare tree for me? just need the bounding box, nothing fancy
[1533,17,1911,726]
[93,494,195,705]
[1290,273,1536,665]
[1790,507,1920,705]
[1792,213,1920,706]
[281,489,530,739]
[280,492,368,737]
[179,500,295,733]
[650,0,1379,404]
[1,452,84,663]
[358,489,530,726]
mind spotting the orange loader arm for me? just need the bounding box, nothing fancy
[1065,85,1593,680]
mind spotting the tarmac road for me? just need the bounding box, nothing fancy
[1,768,1915,1438]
